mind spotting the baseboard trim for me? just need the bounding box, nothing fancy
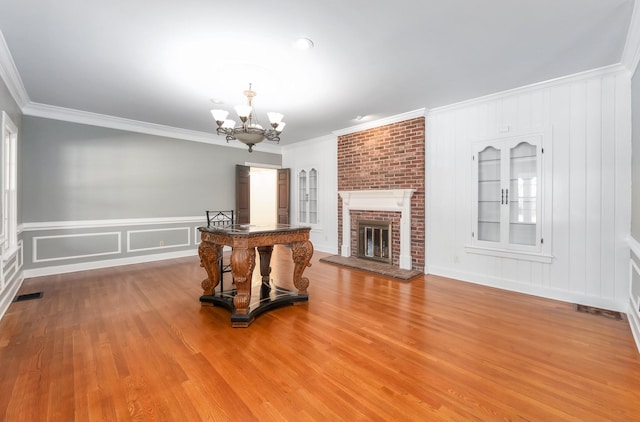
[427,265,628,313]
[23,249,198,278]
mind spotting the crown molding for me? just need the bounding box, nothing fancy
[22,102,283,154]
[281,133,336,150]
[332,108,426,136]
[622,0,640,75]
[0,28,281,154]
[429,64,629,115]
[21,216,206,231]
[0,30,29,108]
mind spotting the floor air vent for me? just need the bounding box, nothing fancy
[13,292,43,302]
[576,304,625,321]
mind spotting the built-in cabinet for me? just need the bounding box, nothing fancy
[472,135,543,252]
[430,66,631,313]
[298,167,318,224]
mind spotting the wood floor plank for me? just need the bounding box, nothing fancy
[1,246,639,421]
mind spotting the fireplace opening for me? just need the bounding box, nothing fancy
[357,220,392,264]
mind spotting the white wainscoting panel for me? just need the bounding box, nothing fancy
[427,65,632,312]
[0,240,25,320]
[22,217,204,278]
[33,232,121,263]
[127,227,190,253]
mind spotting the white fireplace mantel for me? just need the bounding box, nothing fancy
[338,189,415,270]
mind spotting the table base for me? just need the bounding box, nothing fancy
[200,281,308,327]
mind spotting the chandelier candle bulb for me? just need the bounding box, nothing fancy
[211,83,285,152]
[234,105,252,120]
[267,112,284,126]
[211,109,229,124]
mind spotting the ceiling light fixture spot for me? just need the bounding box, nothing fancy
[294,37,314,50]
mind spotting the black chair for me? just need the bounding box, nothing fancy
[205,210,234,292]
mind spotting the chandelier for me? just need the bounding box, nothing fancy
[211,84,286,152]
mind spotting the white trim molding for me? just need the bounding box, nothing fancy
[622,0,640,75]
[429,64,628,115]
[338,189,415,270]
[627,236,640,354]
[22,216,207,276]
[0,29,283,154]
[0,30,29,108]
[126,227,191,253]
[22,102,283,154]
[0,239,24,321]
[23,248,198,279]
[22,216,206,231]
[33,232,121,263]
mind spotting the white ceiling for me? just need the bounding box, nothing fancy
[0,0,635,147]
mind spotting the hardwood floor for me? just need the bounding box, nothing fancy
[1,247,639,421]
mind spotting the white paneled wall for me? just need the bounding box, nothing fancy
[427,65,632,311]
[628,237,640,351]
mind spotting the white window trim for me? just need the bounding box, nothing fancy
[1,111,18,261]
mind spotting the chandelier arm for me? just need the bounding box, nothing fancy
[264,131,281,143]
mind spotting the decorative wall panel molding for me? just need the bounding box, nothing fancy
[33,232,121,263]
[127,227,190,253]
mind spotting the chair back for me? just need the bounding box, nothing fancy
[205,210,235,227]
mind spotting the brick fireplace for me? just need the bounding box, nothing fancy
[337,116,425,272]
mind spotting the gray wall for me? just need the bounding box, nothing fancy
[22,116,280,221]
[20,116,282,272]
[633,70,640,239]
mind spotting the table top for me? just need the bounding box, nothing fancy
[199,224,311,236]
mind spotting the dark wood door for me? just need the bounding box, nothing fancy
[277,168,290,224]
[236,165,250,224]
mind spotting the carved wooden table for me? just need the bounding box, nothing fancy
[198,224,313,327]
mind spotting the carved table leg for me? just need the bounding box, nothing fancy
[199,242,222,296]
[231,246,256,315]
[257,245,274,299]
[291,240,314,295]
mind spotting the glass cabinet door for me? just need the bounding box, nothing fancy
[298,167,319,225]
[472,135,542,252]
[308,168,318,224]
[477,146,501,243]
[509,142,537,246]
[298,170,307,223]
